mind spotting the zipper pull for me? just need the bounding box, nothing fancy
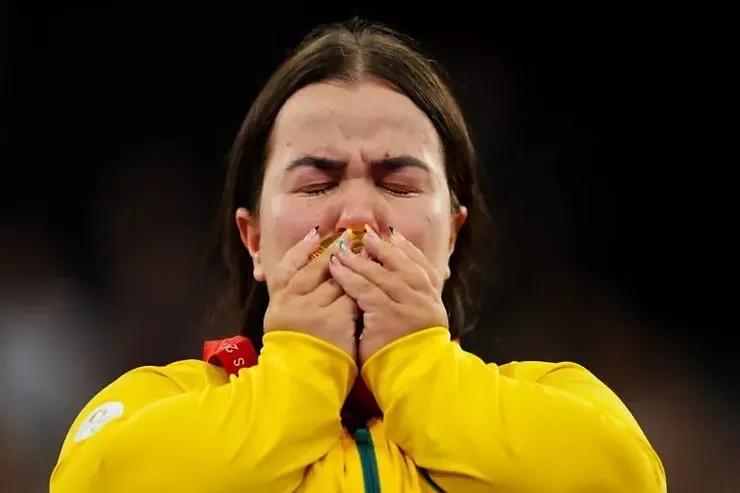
[353,427,371,443]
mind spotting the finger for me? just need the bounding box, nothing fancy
[360,247,371,260]
[311,277,344,306]
[361,224,409,272]
[336,247,409,301]
[269,225,321,291]
[388,228,443,290]
[329,253,396,308]
[289,229,352,294]
[361,225,434,290]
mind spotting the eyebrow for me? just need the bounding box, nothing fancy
[285,156,346,172]
[286,155,431,173]
[373,155,430,173]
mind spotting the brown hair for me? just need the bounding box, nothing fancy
[210,19,494,348]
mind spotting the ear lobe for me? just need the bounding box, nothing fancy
[235,208,265,282]
[445,205,468,280]
[447,205,468,256]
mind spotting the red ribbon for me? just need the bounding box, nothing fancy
[202,335,258,376]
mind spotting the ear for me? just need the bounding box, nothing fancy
[235,207,265,282]
[444,205,468,280]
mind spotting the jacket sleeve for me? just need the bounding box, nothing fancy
[361,327,667,493]
[50,331,357,493]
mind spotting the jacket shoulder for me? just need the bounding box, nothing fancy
[57,359,229,453]
[497,360,593,380]
[498,360,644,428]
[102,358,230,394]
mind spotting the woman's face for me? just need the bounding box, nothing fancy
[236,80,467,292]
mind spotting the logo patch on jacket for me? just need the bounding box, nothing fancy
[74,401,124,442]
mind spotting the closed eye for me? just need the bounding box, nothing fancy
[381,184,417,197]
[300,183,338,196]
[298,182,419,197]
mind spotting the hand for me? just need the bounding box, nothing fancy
[328,225,448,364]
[264,228,360,358]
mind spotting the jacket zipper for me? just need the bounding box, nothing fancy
[353,426,381,493]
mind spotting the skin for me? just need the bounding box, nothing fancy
[236,79,467,363]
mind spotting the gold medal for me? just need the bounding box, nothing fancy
[309,229,366,262]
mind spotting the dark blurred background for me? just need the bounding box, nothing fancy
[1,3,736,492]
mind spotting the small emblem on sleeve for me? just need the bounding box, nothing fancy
[74,401,124,442]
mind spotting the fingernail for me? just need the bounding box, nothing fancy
[364,224,379,241]
[330,254,339,264]
[305,225,319,240]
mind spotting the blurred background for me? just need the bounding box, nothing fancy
[1,3,736,492]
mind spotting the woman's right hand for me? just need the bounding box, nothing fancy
[263,227,359,359]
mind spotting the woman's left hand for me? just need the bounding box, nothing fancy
[328,225,449,365]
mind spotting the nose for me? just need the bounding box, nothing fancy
[333,179,387,234]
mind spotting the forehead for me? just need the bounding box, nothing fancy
[269,80,443,163]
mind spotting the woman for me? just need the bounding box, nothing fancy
[50,20,666,492]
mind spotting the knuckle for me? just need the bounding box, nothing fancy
[286,276,305,293]
[367,288,383,306]
[383,277,402,294]
[429,272,442,289]
[273,265,291,284]
[359,283,375,299]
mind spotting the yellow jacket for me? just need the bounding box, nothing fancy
[50,327,666,492]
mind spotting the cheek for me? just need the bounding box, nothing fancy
[391,198,450,265]
[263,194,323,257]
